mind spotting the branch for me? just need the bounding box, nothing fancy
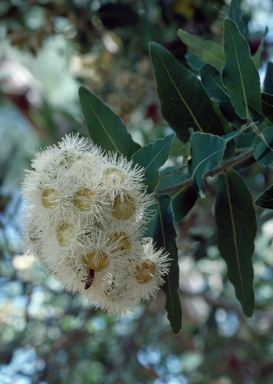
[156,147,254,195]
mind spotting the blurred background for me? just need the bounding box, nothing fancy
[1,1,273,383]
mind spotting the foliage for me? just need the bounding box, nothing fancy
[78,3,273,334]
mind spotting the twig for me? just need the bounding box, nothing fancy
[156,147,254,195]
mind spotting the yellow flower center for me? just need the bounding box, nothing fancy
[111,194,136,220]
[57,223,75,247]
[110,232,132,253]
[135,260,156,283]
[73,188,94,211]
[103,167,127,187]
[82,250,109,271]
[41,188,60,208]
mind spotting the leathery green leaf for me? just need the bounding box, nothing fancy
[171,185,198,223]
[264,62,273,95]
[200,64,244,126]
[149,42,224,143]
[178,29,225,70]
[262,93,273,123]
[252,27,268,69]
[251,126,273,165]
[215,170,256,316]
[154,195,182,334]
[228,0,246,35]
[185,52,204,71]
[132,134,175,194]
[222,18,261,121]
[158,170,198,222]
[256,185,273,209]
[188,131,226,191]
[79,86,141,158]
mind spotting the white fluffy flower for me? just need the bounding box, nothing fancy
[120,238,170,302]
[101,152,146,198]
[21,133,169,316]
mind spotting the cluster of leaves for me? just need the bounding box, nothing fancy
[78,0,273,334]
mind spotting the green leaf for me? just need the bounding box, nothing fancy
[223,130,242,142]
[256,185,273,209]
[252,27,268,69]
[264,62,273,95]
[158,170,198,222]
[132,134,175,194]
[215,170,256,316]
[262,93,273,123]
[185,52,204,71]
[251,126,273,165]
[149,42,225,143]
[188,131,226,191]
[154,195,182,334]
[178,29,225,70]
[171,185,198,223]
[228,0,246,35]
[78,86,141,158]
[200,64,244,125]
[222,18,261,121]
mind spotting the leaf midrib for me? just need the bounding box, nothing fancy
[179,30,224,68]
[191,147,224,183]
[157,53,204,132]
[87,100,122,155]
[227,23,250,120]
[224,172,247,301]
[157,199,179,329]
[144,136,174,173]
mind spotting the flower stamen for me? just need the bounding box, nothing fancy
[111,193,136,220]
[57,223,75,247]
[135,260,157,283]
[82,250,109,271]
[73,187,94,210]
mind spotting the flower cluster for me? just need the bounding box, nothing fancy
[21,134,170,316]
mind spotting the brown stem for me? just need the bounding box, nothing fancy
[156,147,254,195]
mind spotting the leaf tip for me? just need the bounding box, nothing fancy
[78,84,87,95]
[241,295,254,317]
[149,41,158,52]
